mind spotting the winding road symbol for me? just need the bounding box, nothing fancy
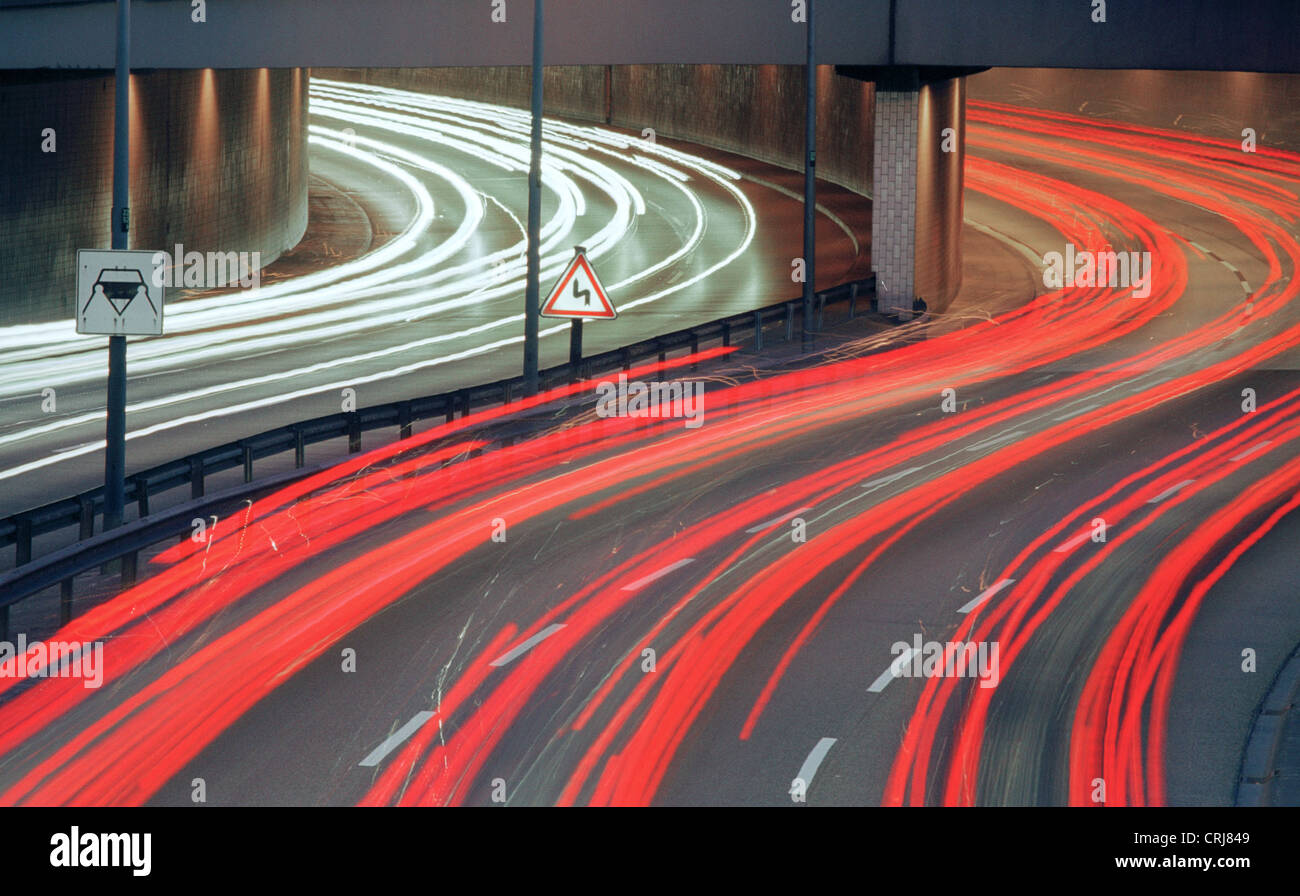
[540,249,616,319]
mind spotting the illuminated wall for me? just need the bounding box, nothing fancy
[0,68,308,324]
[914,76,965,312]
[610,64,874,200]
[319,65,875,201]
[319,66,608,124]
[967,68,1300,150]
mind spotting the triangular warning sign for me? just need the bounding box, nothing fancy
[541,252,616,319]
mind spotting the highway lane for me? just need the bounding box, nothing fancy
[38,369,1299,807]
[887,104,1300,806]
[0,79,869,519]
[1,101,1299,807]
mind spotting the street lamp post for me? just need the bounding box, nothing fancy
[802,0,816,352]
[523,0,544,396]
[104,0,131,531]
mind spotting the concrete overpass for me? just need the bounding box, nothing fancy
[2,1,1298,72]
[4,0,1298,321]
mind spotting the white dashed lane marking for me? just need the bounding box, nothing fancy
[1147,479,1196,504]
[868,648,918,693]
[958,578,1016,614]
[746,508,813,534]
[965,430,1025,453]
[359,711,435,768]
[861,467,921,492]
[1230,441,1270,463]
[622,559,695,592]
[793,737,837,793]
[1053,529,1094,553]
[489,623,567,667]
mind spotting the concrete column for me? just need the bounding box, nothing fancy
[869,67,968,321]
[872,68,920,320]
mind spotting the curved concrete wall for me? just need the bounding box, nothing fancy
[319,65,609,124]
[318,64,875,200]
[968,68,1300,151]
[611,65,874,200]
[914,76,965,311]
[0,67,309,324]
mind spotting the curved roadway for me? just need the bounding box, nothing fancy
[1,96,1298,808]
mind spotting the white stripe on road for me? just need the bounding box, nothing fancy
[1147,479,1195,504]
[1053,404,1099,422]
[1051,381,1131,422]
[746,507,814,534]
[1230,441,1271,463]
[965,430,1025,453]
[868,648,918,693]
[359,711,435,767]
[622,558,695,592]
[489,623,567,667]
[1053,529,1093,553]
[861,467,922,492]
[793,737,837,792]
[958,578,1015,614]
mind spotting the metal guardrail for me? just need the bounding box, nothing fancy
[0,277,874,633]
[0,465,327,636]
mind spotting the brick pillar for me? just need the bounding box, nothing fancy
[872,68,920,321]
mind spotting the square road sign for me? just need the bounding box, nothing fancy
[76,249,166,336]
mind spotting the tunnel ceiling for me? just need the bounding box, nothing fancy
[1,0,1298,73]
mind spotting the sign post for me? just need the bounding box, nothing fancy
[540,246,616,373]
[523,0,544,396]
[77,249,167,534]
[105,0,132,532]
[568,318,583,367]
[802,0,816,352]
